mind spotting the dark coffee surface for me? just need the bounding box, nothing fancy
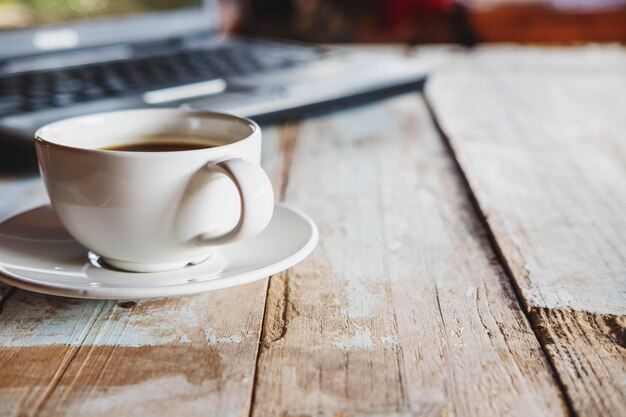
[103,142,213,152]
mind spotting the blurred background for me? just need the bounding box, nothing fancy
[0,0,197,28]
[1,0,624,45]
[237,0,626,44]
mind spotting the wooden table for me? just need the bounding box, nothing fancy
[0,46,624,417]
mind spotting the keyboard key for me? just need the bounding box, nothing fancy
[0,39,324,116]
[52,93,76,106]
[0,96,23,114]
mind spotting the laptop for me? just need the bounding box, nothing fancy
[0,0,427,147]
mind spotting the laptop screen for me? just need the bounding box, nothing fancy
[0,0,201,32]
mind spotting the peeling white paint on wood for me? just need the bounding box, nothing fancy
[0,293,248,348]
[251,93,567,417]
[426,50,626,315]
[332,328,374,350]
[425,45,626,417]
[379,335,399,346]
[340,280,384,319]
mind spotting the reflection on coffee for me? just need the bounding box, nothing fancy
[103,139,215,152]
[100,136,218,152]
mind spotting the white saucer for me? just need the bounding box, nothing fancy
[0,203,318,299]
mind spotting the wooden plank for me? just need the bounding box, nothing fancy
[250,93,568,416]
[414,44,626,76]
[424,45,626,417]
[0,165,111,416]
[0,124,292,417]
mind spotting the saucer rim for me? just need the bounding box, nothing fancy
[0,202,318,299]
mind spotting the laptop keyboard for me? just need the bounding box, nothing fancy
[0,40,324,116]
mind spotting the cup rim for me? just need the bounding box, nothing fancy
[35,108,259,156]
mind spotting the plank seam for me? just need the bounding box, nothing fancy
[29,301,108,417]
[422,92,578,417]
[248,122,299,417]
[248,278,272,417]
[376,168,409,410]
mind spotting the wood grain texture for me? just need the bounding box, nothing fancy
[530,307,625,416]
[250,93,567,416]
[424,45,626,417]
[1,46,622,417]
[0,125,290,417]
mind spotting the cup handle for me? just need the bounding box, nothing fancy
[197,158,274,246]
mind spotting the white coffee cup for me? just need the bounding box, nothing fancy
[35,109,274,273]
